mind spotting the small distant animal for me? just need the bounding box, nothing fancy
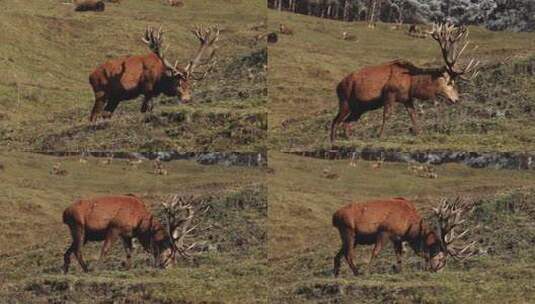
[322,168,339,179]
[408,162,438,179]
[249,21,267,31]
[371,159,384,169]
[74,0,105,12]
[279,24,293,35]
[408,24,429,39]
[0,162,5,171]
[127,159,143,169]
[349,152,359,167]
[332,197,476,276]
[100,154,114,165]
[341,31,356,41]
[51,163,68,176]
[167,0,184,7]
[153,159,168,175]
[62,195,177,273]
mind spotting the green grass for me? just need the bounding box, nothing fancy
[0,0,267,151]
[268,152,535,303]
[268,11,535,152]
[0,152,267,303]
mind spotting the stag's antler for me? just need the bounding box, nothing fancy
[142,26,166,58]
[431,23,480,80]
[142,26,183,75]
[184,25,220,80]
[162,195,209,258]
[433,197,479,260]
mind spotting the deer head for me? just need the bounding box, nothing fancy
[430,23,480,104]
[158,195,209,268]
[142,25,219,103]
[429,197,479,271]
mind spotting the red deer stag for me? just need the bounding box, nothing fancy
[330,23,479,142]
[62,194,205,273]
[89,25,219,122]
[332,197,477,276]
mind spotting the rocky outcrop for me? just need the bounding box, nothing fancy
[289,148,534,170]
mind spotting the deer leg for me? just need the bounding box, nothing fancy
[140,95,154,113]
[98,229,119,268]
[330,102,351,143]
[63,244,74,274]
[72,226,89,272]
[333,247,344,277]
[121,237,133,270]
[393,240,403,273]
[102,99,120,119]
[378,94,395,138]
[368,232,387,272]
[89,91,106,122]
[339,228,359,276]
[404,101,421,135]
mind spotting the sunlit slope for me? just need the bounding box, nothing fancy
[0,152,267,303]
[0,0,267,151]
[268,152,535,303]
[268,11,535,152]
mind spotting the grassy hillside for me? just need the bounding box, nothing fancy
[0,0,266,151]
[268,11,535,152]
[268,152,535,303]
[0,152,267,303]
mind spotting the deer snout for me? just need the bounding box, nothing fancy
[179,92,192,104]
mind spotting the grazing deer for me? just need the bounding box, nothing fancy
[100,153,114,165]
[349,152,359,167]
[127,158,143,169]
[408,162,438,179]
[51,162,68,176]
[408,24,430,38]
[62,194,206,273]
[330,23,479,143]
[74,0,105,12]
[333,197,478,276]
[167,0,184,7]
[322,167,339,179]
[371,153,385,169]
[153,159,168,175]
[279,24,293,35]
[89,26,219,122]
[341,31,357,41]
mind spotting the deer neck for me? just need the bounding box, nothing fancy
[410,73,441,100]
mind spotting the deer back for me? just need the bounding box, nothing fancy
[333,198,423,238]
[339,62,412,104]
[90,53,166,98]
[63,195,153,234]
